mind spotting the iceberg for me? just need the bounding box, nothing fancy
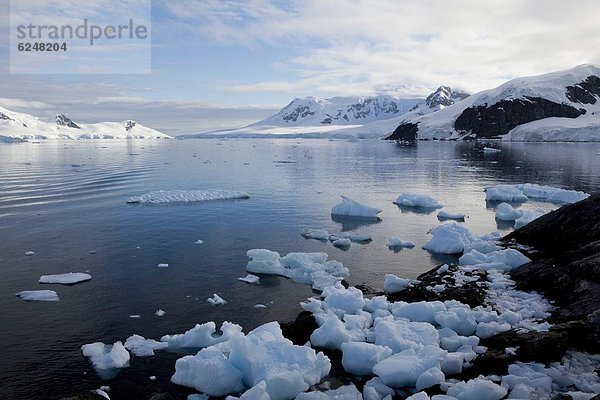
[246,249,349,291]
[15,290,59,302]
[39,272,91,285]
[437,211,466,221]
[81,341,130,371]
[494,203,522,221]
[394,194,443,209]
[127,190,250,204]
[124,335,168,357]
[238,274,260,284]
[485,184,588,204]
[331,196,382,219]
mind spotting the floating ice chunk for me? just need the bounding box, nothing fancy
[39,272,91,285]
[238,274,260,284]
[129,315,141,319]
[331,196,382,219]
[416,367,445,390]
[485,184,588,204]
[373,346,447,388]
[374,319,440,352]
[301,228,332,241]
[225,381,270,400]
[437,211,466,221]
[24,251,35,256]
[124,334,168,356]
[494,203,522,221]
[127,190,250,204]
[195,240,204,245]
[15,290,59,302]
[155,309,166,317]
[157,263,169,268]
[483,147,501,153]
[441,352,464,375]
[446,378,507,400]
[296,384,363,400]
[94,389,111,400]
[336,232,373,243]
[363,377,395,400]
[81,341,130,370]
[310,314,354,349]
[149,376,156,381]
[171,322,331,399]
[387,237,416,249]
[208,293,227,306]
[161,321,243,349]
[434,307,477,336]
[391,301,446,324]
[332,238,351,248]
[459,249,530,271]
[246,250,348,291]
[394,193,443,209]
[321,283,366,315]
[341,342,393,375]
[383,274,418,294]
[422,223,478,254]
[254,304,267,308]
[514,209,546,229]
[406,392,430,400]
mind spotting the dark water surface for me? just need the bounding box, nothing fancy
[0,139,599,399]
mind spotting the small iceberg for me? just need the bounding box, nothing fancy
[495,203,522,221]
[246,249,349,291]
[39,272,91,285]
[160,321,243,349]
[155,309,166,317]
[127,190,250,204]
[387,237,416,250]
[485,184,588,204]
[331,196,382,219]
[124,334,168,357]
[238,274,260,284]
[394,193,442,209]
[16,290,59,302]
[207,293,227,306]
[437,210,466,221]
[483,147,501,153]
[24,251,35,256]
[81,341,130,378]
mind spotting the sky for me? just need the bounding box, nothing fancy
[1,0,599,136]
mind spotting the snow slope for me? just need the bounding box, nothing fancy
[387,64,600,142]
[0,106,170,140]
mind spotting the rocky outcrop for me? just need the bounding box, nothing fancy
[387,122,420,141]
[505,192,600,352]
[1,112,14,121]
[566,76,600,104]
[56,114,80,129]
[453,97,585,139]
[283,105,316,123]
[426,85,470,109]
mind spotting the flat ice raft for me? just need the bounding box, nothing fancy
[39,272,91,285]
[16,290,59,302]
[485,184,588,204]
[126,190,250,204]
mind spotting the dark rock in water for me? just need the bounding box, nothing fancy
[281,310,318,346]
[504,193,600,352]
[385,122,419,141]
[453,96,584,139]
[387,264,488,308]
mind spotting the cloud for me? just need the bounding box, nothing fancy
[158,0,600,95]
[0,97,55,110]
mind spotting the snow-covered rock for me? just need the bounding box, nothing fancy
[127,190,250,204]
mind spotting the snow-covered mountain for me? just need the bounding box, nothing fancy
[182,95,433,139]
[253,95,423,126]
[386,64,600,142]
[0,106,170,141]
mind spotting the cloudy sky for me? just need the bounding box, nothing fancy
[1,0,599,135]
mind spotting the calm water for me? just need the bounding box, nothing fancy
[0,139,599,399]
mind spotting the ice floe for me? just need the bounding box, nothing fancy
[437,211,466,221]
[331,196,382,219]
[171,322,331,399]
[127,190,250,204]
[155,309,166,317]
[207,293,228,306]
[301,228,373,244]
[81,341,130,370]
[39,272,91,285]
[24,251,35,256]
[514,208,546,229]
[124,335,168,356]
[422,223,481,254]
[485,184,588,204]
[161,321,243,349]
[483,147,502,154]
[394,193,443,209]
[238,274,260,284]
[15,290,59,302]
[387,237,416,249]
[246,249,349,291]
[494,203,522,221]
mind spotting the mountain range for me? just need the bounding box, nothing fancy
[0,106,170,142]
